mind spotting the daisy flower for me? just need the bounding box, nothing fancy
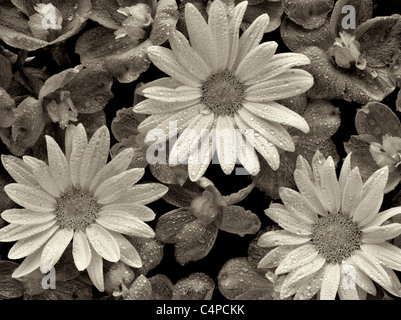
[258,151,401,300]
[0,124,168,292]
[134,0,314,181]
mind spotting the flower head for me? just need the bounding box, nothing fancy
[281,0,401,103]
[345,102,401,193]
[258,151,401,300]
[76,0,179,83]
[0,124,168,292]
[134,0,313,181]
[0,0,91,51]
[156,177,260,265]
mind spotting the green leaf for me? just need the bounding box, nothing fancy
[0,88,16,128]
[356,15,401,68]
[39,66,83,101]
[282,0,333,30]
[217,257,273,300]
[172,273,215,300]
[0,261,24,299]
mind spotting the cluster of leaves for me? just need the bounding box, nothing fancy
[0,0,401,300]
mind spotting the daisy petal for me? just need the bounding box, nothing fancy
[278,188,319,224]
[80,126,110,191]
[296,155,313,181]
[138,104,199,136]
[244,69,314,102]
[236,131,260,175]
[169,30,211,81]
[226,1,248,71]
[341,167,363,218]
[382,267,401,297]
[294,267,325,300]
[293,169,326,215]
[8,224,59,259]
[108,183,168,206]
[1,155,38,186]
[216,115,236,174]
[69,123,88,189]
[45,135,70,193]
[1,209,56,225]
[136,77,183,94]
[170,113,214,166]
[12,245,45,278]
[185,3,217,70]
[235,42,278,83]
[258,245,300,269]
[94,168,145,204]
[353,265,377,296]
[208,0,229,71]
[187,136,214,182]
[86,244,104,292]
[142,86,202,103]
[0,220,57,242]
[96,211,155,238]
[320,263,341,300]
[242,53,311,86]
[235,114,280,170]
[348,250,392,289]
[22,156,62,198]
[109,231,142,268]
[143,105,202,144]
[147,46,202,87]
[264,203,313,235]
[319,157,341,214]
[276,244,319,275]
[337,283,360,300]
[361,243,401,271]
[243,101,309,133]
[257,230,312,247]
[86,224,120,262]
[89,147,134,194]
[100,204,156,221]
[133,96,199,115]
[362,166,389,198]
[362,223,401,243]
[353,167,388,227]
[64,124,75,162]
[234,14,270,68]
[40,228,74,271]
[364,207,401,228]
[235,110,295,152]
[280,256,326,299]
[72,229,91,271]
[339,153,352,193]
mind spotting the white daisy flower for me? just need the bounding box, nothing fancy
[258,151,401,300]
[134,0,314,181]
[0,124,168,292]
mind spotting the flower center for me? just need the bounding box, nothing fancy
[55,189,101,230]
[201,71,245,116]
[370,135,401,172]
[312,214,362,264]
[28,3,63,40]
[46,91,78,129]
[328,32,366,70]
[115,4,153,40]
[191,190,220,225]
